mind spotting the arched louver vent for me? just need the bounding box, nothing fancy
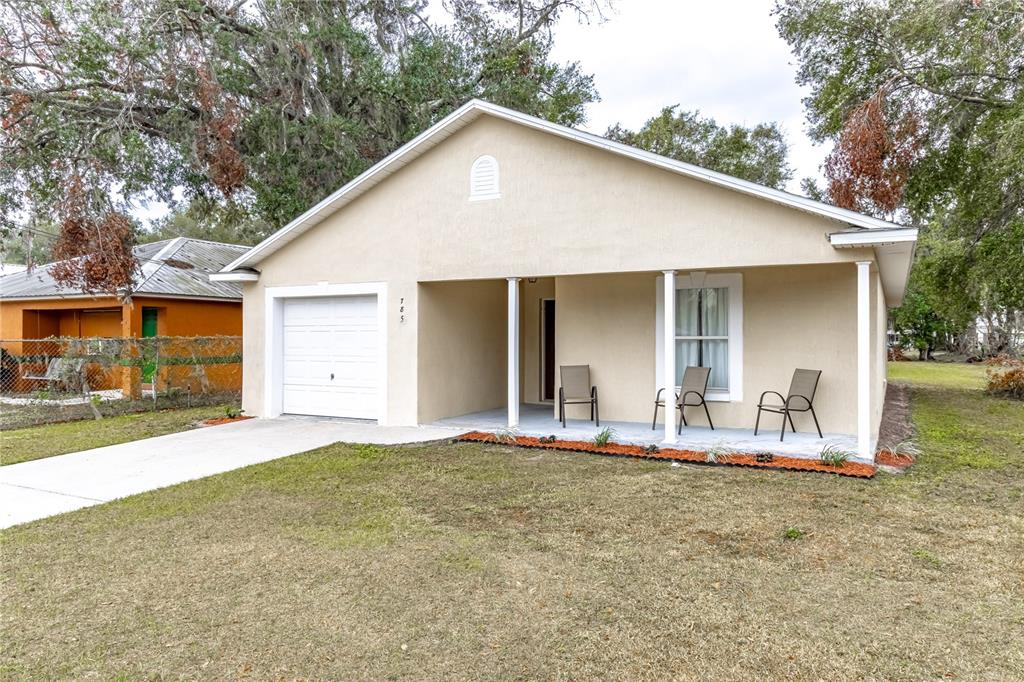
[469,155,500,201]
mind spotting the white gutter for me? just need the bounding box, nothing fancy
[209,271,260,282]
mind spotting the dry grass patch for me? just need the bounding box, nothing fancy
[1,364,1023,680]
[0,405,232,466]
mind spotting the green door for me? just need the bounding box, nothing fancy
[141,308,158,383]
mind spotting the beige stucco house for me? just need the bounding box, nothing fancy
[214,100,917,461]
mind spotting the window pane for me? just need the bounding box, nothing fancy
[675,340,699,385]
[676,288,700,336]
[702,287,729,336]
[703,339,729,389]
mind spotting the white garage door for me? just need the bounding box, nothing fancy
[281,295,379,419]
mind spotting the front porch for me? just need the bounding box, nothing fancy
[435,404,865,462]
[417,262,880,462]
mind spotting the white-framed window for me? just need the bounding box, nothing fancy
[656,272,743,402]
[469,155,500,201]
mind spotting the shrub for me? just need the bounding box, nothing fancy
[986,358,1024,400]
[592,427,616,447]
[641,443,660,454]
[493,427,519,444]
[225,405,244,419]
[877,439,921,462]
[819,442,853,467]
[705,441,734,464]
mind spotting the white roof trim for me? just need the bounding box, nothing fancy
[222,100,911,273]
[209,271,259,282]
[829,227,918,247]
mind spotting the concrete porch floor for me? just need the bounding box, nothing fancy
[435,404,867,462]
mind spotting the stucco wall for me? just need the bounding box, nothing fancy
[240,113,882,433]
[0,296,241,339]
[417,280,507,423]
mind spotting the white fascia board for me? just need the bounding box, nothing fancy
[829,227,918,247]
[209,271,260,282]
[223,98,911,272]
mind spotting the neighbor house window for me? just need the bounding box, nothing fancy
[656,272,743,401]
[469,155,500,201]
[676,286,729,390]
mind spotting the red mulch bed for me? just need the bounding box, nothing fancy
[875,450,916,469]
[456,431,876,479]
[199,415,254,427]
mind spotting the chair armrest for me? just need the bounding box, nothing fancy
[785,394,813,409]
[758,390,786,406]
[679,390,704,405]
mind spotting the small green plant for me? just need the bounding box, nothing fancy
[592,427,616,447]
[754,451,775,464]
[493,427,519,444]
[705,441,734,463]
[911,548,943,568]
[819,442,853,467]
[782,527,805,541]
[641,443,660,454]
[355,443,387,460]
[224,405,245,419]
[538,435,558,444]
[878,439,921,461]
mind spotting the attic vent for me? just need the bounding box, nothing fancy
[469,155,500,201]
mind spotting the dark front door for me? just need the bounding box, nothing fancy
[542,299,556,401]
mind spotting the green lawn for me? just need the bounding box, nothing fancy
[1,363,1022,680]
[0,405,232,466]
[887,359,989,389]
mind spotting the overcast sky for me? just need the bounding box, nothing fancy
[547,0,829,193]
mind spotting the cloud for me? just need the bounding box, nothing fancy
[548,0,830,191]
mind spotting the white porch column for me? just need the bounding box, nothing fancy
[663,270,676,443]
[856,261,872,460]
[507,277,521,428]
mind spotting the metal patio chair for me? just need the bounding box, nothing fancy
[754,368,823,441]
[559,365,599,428]
[651,366,715,433]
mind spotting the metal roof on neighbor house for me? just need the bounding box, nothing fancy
[0,237,250,301]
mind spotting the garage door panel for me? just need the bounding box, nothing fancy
[281,295,379,419]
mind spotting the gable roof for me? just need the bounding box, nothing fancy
[221,98,911,274]
[0,237,249,301]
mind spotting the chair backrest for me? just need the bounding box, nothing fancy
[42,357,64,380]
[560,365,592,399]
[787,369,822,409]
[677,366,711,404]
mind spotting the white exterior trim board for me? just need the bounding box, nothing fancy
[209,271,259,282]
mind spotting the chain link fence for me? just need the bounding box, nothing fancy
[0,336,242,430]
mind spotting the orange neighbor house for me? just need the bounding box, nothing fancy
[0,238,248,396]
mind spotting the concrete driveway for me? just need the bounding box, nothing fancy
[0,417,465,529]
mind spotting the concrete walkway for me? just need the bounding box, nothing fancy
[0,417,465,529]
